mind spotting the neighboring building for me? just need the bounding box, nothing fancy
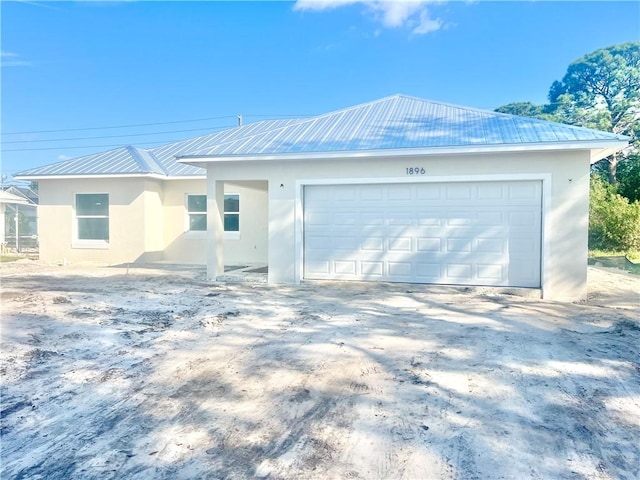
[1,185,38,251]
[2,184,39,205]
[16,95,629,300]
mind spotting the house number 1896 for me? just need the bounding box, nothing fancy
[406,167,426,175]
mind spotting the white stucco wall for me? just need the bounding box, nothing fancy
[163,179,268,264]
[204,150,592,301]
[36,177,269,267]
[38,178,163,264]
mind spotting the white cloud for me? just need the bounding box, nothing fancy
[1,51,32,67]
[293,0,359,12]
[294,0,444,35]
[412,9,443,34]
[57,155,73,161]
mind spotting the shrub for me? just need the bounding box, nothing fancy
[589,175,640,251]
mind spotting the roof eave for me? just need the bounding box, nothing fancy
[13,173,171,181]
[589,146,629,164]
[177,140,629,165]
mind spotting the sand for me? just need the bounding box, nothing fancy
[1,261,638,479]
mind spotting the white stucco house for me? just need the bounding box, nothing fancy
[16,95,629,301]
[0,190,30,249]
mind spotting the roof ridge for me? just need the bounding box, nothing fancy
[150,118,301,152]
[126,145,168,175]
[160,118,313,157]
[171,96,410,155]
[393,94,629,139]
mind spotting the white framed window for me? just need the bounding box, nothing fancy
[187,194,207,232]
[224,194,240,233]
[75,193,109,242]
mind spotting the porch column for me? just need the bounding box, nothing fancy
[206,177,225,281]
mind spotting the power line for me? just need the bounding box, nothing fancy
[1,127,233,152]
[243,114,313,118]
[2,125,236,144]
[3,141,175,153]
[1,115,238,136]
[1,113,314,136]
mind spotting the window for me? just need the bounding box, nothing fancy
[187,195,207,231]
[76,194,109,241]
[224,194,240,232]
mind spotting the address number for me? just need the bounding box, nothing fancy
[406,167,426,175]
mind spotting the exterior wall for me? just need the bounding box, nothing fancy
[37,177,269,266]
[205,150,592,301]
[163,179,268,264]
[223,181,269,264]
[37,177,163,264]
[141,179,164,262]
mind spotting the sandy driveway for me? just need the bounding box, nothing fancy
[1,261,639,479]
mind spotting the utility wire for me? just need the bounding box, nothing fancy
[1,113,313,136]
[2,124,235,152]
[2,125,236,144]
[1,115,238,135]
[3,141,189,153]
[1,115,316,152]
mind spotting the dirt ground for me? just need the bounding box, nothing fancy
[1,261,639,480]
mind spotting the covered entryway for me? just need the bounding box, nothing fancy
[303,180,542,287]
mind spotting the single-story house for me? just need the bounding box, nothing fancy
[1,190,30,249]
[1,185,39,250]
[16,94,628,301]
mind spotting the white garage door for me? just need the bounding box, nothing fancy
[303,181,542,287]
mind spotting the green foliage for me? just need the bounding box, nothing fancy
[616,153,640,202]
[548,42,640,138]
[495,102,545,117]
[589,175,640,251]
[496,42,640,196]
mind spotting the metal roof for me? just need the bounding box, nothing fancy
[0,190,30,205]
[16,146,155,177]
[182,95,628,158]
[1,185,38,204]
[15,94,628,179]
[149,118,305,176]
[15,119,307,178]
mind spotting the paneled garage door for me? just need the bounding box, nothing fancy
[303,181,542,287]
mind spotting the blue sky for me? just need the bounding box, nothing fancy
[1,1,638,180]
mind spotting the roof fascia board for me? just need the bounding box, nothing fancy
[589,147,626,164]
[163,175,207,181]
[178,140,629,164]
[13,173,171,181]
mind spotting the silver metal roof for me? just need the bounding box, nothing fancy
[149,118,304,176]
[16,94,627,178]
[16,146,155,177]
[183,95,627,158]
[0,190,30,205]
[15,119,306,178]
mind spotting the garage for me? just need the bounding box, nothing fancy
[303,180,542,288]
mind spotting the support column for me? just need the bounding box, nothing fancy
[207,176,225,281]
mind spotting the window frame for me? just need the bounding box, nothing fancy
[223,193,240,239]
[73,193,110,249]
[186,194,207,233]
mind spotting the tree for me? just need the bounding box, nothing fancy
[589,174,640,251]
[495,42,640,200]
[548,42,640,184]
[495,102,546,118]
[616,153,640,203]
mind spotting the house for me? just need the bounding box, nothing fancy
[16,95,628,301]
[0,186,38,251]
[2,184,39,205]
